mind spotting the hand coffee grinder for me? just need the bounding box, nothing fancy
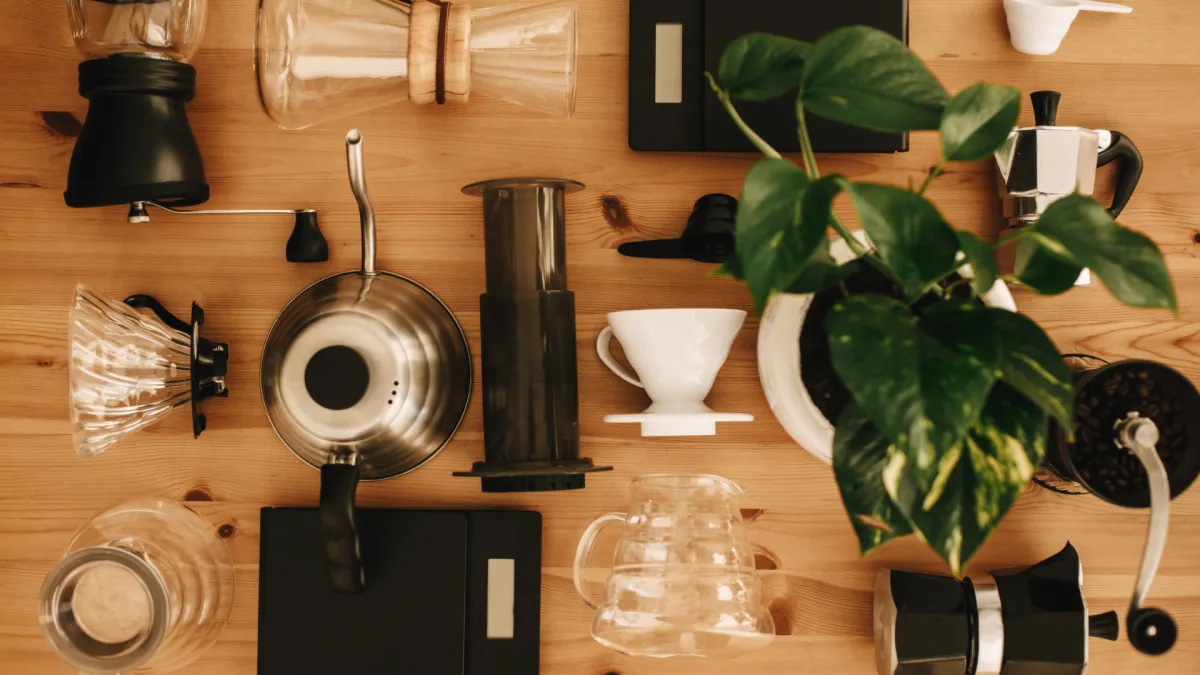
[64,0,327,262]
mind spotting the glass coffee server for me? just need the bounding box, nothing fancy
[38,499,235,673]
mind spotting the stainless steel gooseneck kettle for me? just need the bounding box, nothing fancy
[995,90,1144,227]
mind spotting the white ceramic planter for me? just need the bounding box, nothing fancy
[757,232,1018,464]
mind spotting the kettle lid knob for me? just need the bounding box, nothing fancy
[1031,90,1062,126]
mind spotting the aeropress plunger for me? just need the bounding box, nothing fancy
[454,179,613,492]
[1038,358,1200,655]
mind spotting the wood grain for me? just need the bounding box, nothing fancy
[2,0,1199,673]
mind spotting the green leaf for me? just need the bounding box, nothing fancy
[826,294,996,491]
[1030,194,1177,312]
[840,181,960,297]
[801,26,949,133]
[955,231,998,295]
[734,158,812,312]
[884,383,1045,575]
[921,302,1074,431]
[1012,234,1084,295]
[939,84,1021,162]
[782,238,853,294]
[832,404,914,555]
[775,175,851,294]
[715,256,744,280]
[718,33,810,101]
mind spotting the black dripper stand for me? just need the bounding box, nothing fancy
[122,294,229,437]
[617,193,737,263]
[454,179,613,492]
[1036,357,1200,655]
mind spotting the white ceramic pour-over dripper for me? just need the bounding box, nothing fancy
[597,308,753,437]
[1003,0,1132,56]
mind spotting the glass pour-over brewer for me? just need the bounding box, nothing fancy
[255,0,579,130]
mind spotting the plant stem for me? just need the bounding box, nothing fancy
[705,73,781,159]
[830,214,870,259]
[941,277,973,299]
[993,230,1023,248]
[797,108,820,179]
[918,160,946,195]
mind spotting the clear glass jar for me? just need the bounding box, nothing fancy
[39,498,235,674]
[67,0,209,61]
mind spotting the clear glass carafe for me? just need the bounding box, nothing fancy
[572,474,775,657]
[39,498,235,674]
[67,0,208,61]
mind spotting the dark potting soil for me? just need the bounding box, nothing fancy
[1066,366,1190,504]
[798,260,971,425]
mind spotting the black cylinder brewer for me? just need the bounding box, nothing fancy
[454,179,613,492]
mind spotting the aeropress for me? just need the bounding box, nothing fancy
[65,0,327,262]
[454,179,612,492]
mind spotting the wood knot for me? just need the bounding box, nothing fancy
[1193,232,1200,245]
[769,598,793,635]
[754,549,781,571]
[36,359,55,368]
[184,486,214,502]
[740,508,765,523]
[0,181,40,189]
[218,523,236,539]
[600,195,633,230]
[38,111,83,139]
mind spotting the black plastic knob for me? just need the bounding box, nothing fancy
[286,210,329,263]
[1127,607,1177,655]
[1088,610,1120,641]
[1031,90,1061,127]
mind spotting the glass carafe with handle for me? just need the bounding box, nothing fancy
[572,474,775,657]
[38,498,235,674]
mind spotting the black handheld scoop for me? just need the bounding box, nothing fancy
[617,193,736,263]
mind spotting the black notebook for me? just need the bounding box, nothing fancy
[629,0,909,152]
[258,508,541,675]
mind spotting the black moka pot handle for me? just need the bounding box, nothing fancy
[320,457,365,594]
[1097,131,1143,218]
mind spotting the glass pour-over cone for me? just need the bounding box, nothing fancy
[255,0,577,130]
[69,285,228,457]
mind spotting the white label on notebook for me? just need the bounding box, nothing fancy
[655,23,684,104]
[486,558,515,639]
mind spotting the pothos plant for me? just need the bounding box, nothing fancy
[709,27,1177,575]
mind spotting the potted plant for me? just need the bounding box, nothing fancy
[708,27,1177,574]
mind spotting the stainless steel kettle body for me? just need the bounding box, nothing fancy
[995,90,1143,227]
[259,130,472,594]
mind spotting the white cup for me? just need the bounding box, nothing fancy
[1004,0,1131,56]
[596,308,745,415]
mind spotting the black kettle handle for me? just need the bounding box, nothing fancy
[320,461,366,594]
[1097,131,1143,218]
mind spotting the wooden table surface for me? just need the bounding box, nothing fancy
[2,0,1199,673]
